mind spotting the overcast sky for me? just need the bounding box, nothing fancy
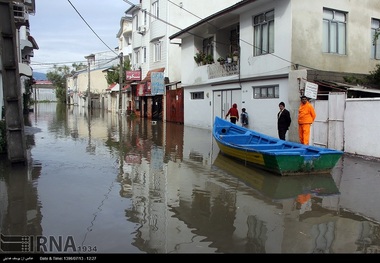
[29,0,138,73]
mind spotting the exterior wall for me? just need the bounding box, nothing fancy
[239,0,292,79]
[118,18,132,57]
[291,0,380,74]
[344,98,380,158]
[184,84,214,129]
[129,0,241,120]
[74,68,109,107]
[133,0,242,80]
[34,87,56,102]
[0,68,3,118]
[80,69,108,95]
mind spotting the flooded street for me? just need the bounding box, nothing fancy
[1,103,380,254]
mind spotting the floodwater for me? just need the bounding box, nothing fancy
[1,103,380,254]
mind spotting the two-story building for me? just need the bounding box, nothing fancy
[169,0,380,151]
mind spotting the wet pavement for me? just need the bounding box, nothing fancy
[1,103,380,254]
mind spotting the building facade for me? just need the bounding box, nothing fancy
[169,0,380,151]
[125,0,241,121]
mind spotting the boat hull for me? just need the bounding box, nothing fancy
[213,116,343,176]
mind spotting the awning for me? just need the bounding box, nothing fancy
[28,35,39,49]
[111,84,120,92]
[141,67,165,82]
[107,83,117,91]
[110,83,131,92]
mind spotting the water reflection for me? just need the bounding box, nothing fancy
[0,103,380,254]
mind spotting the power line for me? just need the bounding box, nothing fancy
[67,0,118,56]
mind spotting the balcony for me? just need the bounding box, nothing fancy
[207,62,239,79]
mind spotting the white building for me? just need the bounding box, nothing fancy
[125,0,241,120]
[169,0,380,154]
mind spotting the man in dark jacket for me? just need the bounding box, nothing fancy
[277,102,291,140]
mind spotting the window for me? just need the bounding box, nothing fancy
[322,8,346,55]
[135,97,140,111]
[371,18,380,59]
[253,85,279,99]
[153,41,162,62]
[134,50,140,65]
[253,10,274,56]
[152,0,159,21]
[134,14,139,31]
[230,27,239,55]
[144,10,147,25]
[202,37,214,57]
[142,47,147,63]
[191,92,204,100]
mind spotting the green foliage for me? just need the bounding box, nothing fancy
[194,51,206,64]
[344,64,380,86]
[205,54,214,64]
[105,57,131,85]
[343,75,365,85]
[194,51,215,65]
[373,30,380,46]
[71,62,86,72]
[366,64,380,84]
[46,65,71,103]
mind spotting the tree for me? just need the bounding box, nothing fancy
[105,57,131,85]
[72,62,86,73]
[344,64,380,88]
[46,65,71,103]
[366,64,380,85]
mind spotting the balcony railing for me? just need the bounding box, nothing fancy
[207,62,239,79]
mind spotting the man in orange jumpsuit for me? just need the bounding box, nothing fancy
[298,95,316,145]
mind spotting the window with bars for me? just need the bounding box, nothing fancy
[253,85,279,99]
[191,92,204,100]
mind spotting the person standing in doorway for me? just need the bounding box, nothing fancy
[298,95,316,145]
[240,108,249,127]
[225,103,239,124]
[277,102,291,140]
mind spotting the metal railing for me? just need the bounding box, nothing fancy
[207,62,239,79]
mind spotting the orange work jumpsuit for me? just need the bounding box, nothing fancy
[298,101,316,145]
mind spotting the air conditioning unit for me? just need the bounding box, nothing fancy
[137,26,146,35]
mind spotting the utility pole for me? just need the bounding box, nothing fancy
[85,54,95,109]
[119,52,123,113]
[0,0,27,163]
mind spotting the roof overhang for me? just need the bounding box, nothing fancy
[28,35,39,49]
[19,63,32,76]
[125,3,141,16]
[169,0,260,40]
